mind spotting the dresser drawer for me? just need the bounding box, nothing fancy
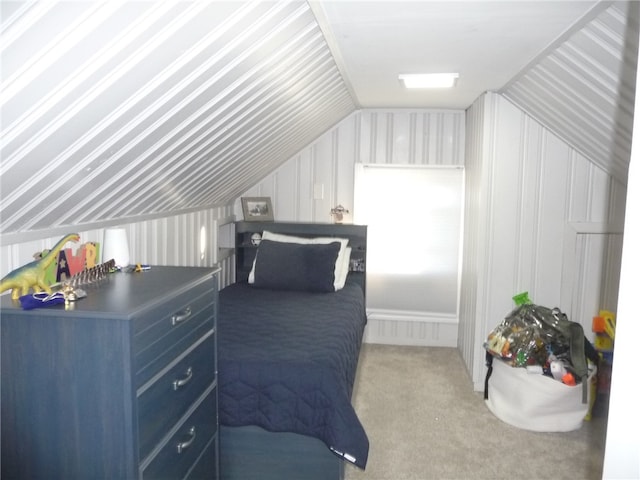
[138,331,217,460]
[135,287,215,387]
[185,435,218,480]
[141,385,218,480]
[134,278,214,340]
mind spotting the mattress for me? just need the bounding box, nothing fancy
[217,281,369,469]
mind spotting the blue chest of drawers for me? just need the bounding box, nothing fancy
[1,266,220,480]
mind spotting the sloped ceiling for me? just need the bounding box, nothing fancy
[501,1,639,185]
[0,1,637,241]
[0,1,356,238]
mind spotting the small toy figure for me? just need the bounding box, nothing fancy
[0,233,80,300]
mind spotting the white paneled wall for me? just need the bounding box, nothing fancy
[357,110,465,166]
[459,93,626,389]
[0,205,236,294]
[458,95,489,378]
[238,109,466,346]
[238,109,466,219]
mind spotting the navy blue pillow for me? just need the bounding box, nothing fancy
[252,240,340,293]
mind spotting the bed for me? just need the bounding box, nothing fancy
[218,221,369,480]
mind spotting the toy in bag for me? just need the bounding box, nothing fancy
[484,293,597,388]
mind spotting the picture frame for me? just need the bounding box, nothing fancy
[241,197,274,222]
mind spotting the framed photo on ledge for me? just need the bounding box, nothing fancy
[241,197,274,222]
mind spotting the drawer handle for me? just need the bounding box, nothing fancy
[176,426,196,454]
[172,367,193,390]
[171,307,192,326]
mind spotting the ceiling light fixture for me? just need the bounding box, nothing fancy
[399,73,459,89]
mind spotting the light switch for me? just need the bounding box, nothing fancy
[313,183,324,200]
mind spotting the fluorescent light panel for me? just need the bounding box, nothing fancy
[399,73,459,89]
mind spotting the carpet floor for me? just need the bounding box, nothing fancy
[344,344,607,480]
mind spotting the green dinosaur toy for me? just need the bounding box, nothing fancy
[0,233,80,300]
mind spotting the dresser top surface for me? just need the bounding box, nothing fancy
[0,266,218,319]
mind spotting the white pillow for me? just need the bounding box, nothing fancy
[248,231,350,291]
[336,246,352,290]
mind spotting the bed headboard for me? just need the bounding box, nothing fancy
[234,221,367,295]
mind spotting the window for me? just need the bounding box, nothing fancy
[354,164,464,315]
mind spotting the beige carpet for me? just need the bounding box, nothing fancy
[345,344,607,480]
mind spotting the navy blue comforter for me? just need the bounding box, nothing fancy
[218,281,369,469]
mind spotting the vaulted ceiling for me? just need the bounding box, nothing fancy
[1,1,637,240]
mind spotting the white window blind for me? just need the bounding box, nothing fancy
[354,164,464,315]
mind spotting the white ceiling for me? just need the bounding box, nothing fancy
[312,0,602,108]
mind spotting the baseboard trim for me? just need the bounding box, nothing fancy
[363,309,458,347]
[366,308,458,324]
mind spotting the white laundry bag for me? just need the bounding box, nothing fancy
[485,358,593,432]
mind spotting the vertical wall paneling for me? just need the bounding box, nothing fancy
[238,109,466,220]
[459,93,626,390]
[458,94,487,378]
[561,222,624,332]
[362,316,458,348]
